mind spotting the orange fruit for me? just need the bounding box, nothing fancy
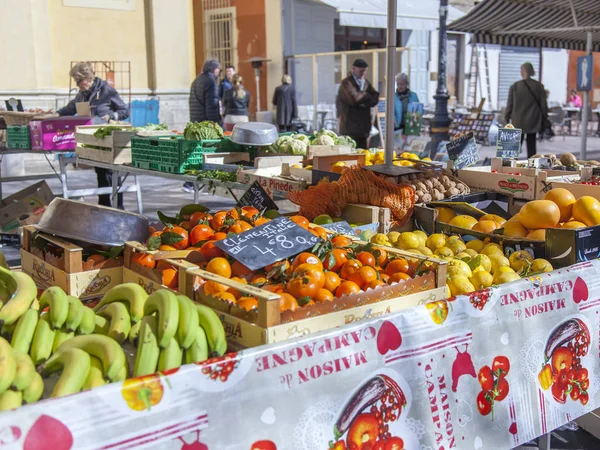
[286,276,320,299]
[210,211,227,231]
[164,226,189,249]
[385,258,409,276]
[250,274,267,285]
[332,235,352,248]
[519,200,560,230]
[228,277,248,299]
[190,224,214,245]
[237,297,258,311]
[199,241,225,259]
[293,264,326,289]
[228,219,253,234]
[508,213,521,223]
[279,293,299,312]
[150,230,163,239]
[380,273,390,283]
[231,261,252,278]
[335,281,361,297]
[254,217,270,226]
[526,229,546,241]
[290,215,309,229]
[292,252,322,269]
[324,271,342,292]
[131,252,156,269]
[472,220,499,233]
[315,288,334,303]
[161,268,178,289]
[190,211,212,226]
[503,221,528,238]
[572,196,600,226]
[149,225,157,235]
[373,247,388,267]
[156,260,175,271]
[226,209,240,220]
[203,280,230,295]
[263,282,284,294]
[310,226,328,240]
[347,266,378,289]
[544,188,576,223]
[366,279,386,290]
[340,260,363,280]
[205,257,232,278]
[212,291,237,304]
[179,221,193,231]
[561,221,586,229]
[265,260,290,274]
[87,254,105,265]
[323,248,348,272]
[241,206,260,218]
[389,272,411,283]
[211,232,227,241]
[159,245,177,251]
[356,251,376,267]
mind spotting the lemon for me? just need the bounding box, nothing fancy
[387,231,401,245]
[435,246,454,258]
[305,165,313,169]
[400,160,414,167]
[396,232,420,250]
[371,233,390,246]
[455,252,471,260]
[477,254,492,272]
[481,243,504,257]
[466,239,485,253]
[448,276,476,296]
[393,161,402,166]
[422,157,432,162]
[435,207,457,223]
[447,235,462,241]
[426,233,447,251]
[442,255,455,262]
[448,260,473,279]
[446,239,466,255]
[418,246,433,256]
[509,250,534,273]
[400,151,411,158]
[488,254,510,274]
[448,215,479,230]
[531,258,553,273]
[408,153,420,160]
[472,266,485,274]
[464,249,478,258]
[413,230,428,247]
[407,249,423,255]
[494,271,521,285]
[313,214,333,225]
[470,271,493,289]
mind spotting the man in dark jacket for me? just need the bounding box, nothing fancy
[218,65,235,100]
[338,59,379,149]
[272,75,298,132]
[189,59,221,124]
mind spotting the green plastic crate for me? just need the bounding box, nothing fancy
[7,126,31,149]
[130,136,220,174]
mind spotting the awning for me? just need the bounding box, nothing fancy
[317,0,464,31]
[449,0,600,51]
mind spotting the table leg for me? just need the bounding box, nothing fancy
[134,175,143,215]
[59,155,69,199]
[193,182,199,204]
[111,171,119,207]
[537,433,550,450]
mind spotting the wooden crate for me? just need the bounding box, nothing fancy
[237,167,307,198]
[20,226,122,300]
[306,144,352,159]
[123,242,198,294]
[545,170,600,201]
[75,125,134,164]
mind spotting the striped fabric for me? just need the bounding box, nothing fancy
[449,0,600,51]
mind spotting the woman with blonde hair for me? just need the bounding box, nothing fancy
[273,74,298,132]
[222,74,250,131]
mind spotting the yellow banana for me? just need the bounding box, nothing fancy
[0,279,11,308]
[0,271,36,327]
[158,337,183,372]
[0,337,17,395]
[96,302,131,344]
[196,304,227,356]
[10,351,35,391]
[11,309,38,354]
[94,314,110,335]
[134,315,160,377]
[65,296,84,332]
[50,335,126,382]
[185,326,209,364]
[22,371,44,404]
[128,320,142,346]
[176,295,200,350]
[41,348,91,398]
[52,327,74,354]
[77,306,95,335]
[38,286,68,330]
[0,390,22,411]
[94,283,148,323]
[30,314,55,364]
[31,298,40,311]
[143,290,179,349]
[83,356,106,390]
[0,266,18,297]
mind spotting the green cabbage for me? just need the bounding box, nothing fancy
[183,121,224,140]
[335,135,357,148]
[310,134,335,146]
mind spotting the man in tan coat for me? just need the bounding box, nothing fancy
[337,59,380,149]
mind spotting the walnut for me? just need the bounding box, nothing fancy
[446,187,460,197]
[413,181,426,191]
[424,179,434,190]
[420,193,432,203]
[409,174,418,180]
[400,176,409,183]
[432,188,445,201]
[456,183,466,192]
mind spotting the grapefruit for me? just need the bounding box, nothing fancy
[503,221,528,238]
[572,196,600,227]
[519,200,560,230]
[543,188,576,223]
[480,214,507,226]
[435,206,457,223]
[526,229,546,241]
[561,221,586,229]
[448,215,478,230]
[472,220,499,233]
[508,213,521,223]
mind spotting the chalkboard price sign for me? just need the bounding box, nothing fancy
[496,127,522,158]
[236,181,279,212]
[214,216,320,270]
[446,132,480,169]
[322,221,354,235]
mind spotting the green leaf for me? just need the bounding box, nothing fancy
[161,231,184,245]
[467,255,482,271]
[158,211,179,226]
[147,236,161,251]
[179,204,210,217]
[297,296,312,307]
[107,245,124,259]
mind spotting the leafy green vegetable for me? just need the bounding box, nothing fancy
[132,123,169,132]
[184,121,224,140]
[194,170,238,182]
[93,126,126,139]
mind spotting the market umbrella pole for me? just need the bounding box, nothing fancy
[384,0,397,166]
[581,31,592,161]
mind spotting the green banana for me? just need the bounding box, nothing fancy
[11,309,38,354]
[0,271,36,327]
[0,266,18,296]
[0,390,22,411]
[52,327,74,354]
[94,314,110,335]
[176,295,200,350]
[128,320,142,346]
[22,371,44,404]
[0,337,17,395]
[134,315,160,377]
[30,314,55,365]
[77,306,95,335]
[158,337,183,372]
[83,356,106,390]
[0,279,11,308]
[10,351,35,391]
[185,326,209,364]
[0,252,8,270]
[38,286,69,330]
[196,304,227,356]
[65,296,84,332]
[97,302,131,344]
[50,335,126,382]
[143,290,179,349]
[31,298,40,311]
[115,362,128,382]
[94,283,148,323]
[41,348,91,398]
[1,321,17,338]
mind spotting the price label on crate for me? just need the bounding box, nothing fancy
[496,127,522,158]
[447,132,480,169]
[322,221,354,235]
[214,216,320,270]
[236,181,279,212]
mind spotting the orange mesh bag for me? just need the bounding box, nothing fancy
[287,179,342,220]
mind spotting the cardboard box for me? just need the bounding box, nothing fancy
[201,152,251,172]
[544,171,600,201]
[342,203,391,235]
[0,181,54,237]
[20,226,122,300]
[30,117,92,151]
[75,125,134,164]
[237,167,307,198]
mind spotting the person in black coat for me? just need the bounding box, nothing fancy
[189,59,221,124]
[222,74,250,131]
[272,75,298,132]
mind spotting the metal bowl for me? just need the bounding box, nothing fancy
[35,198,149,247]
[230,122,278,146]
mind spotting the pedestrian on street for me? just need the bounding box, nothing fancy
[272,75,298,132]
[505,62,548,158]
[58,62,128,209]
[394,73,419,132]
[222,74,250,132]
[337,59,379,150]
[219,65,235,100]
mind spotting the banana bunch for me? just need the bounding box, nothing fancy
[0,266,37,326]
[0,337,43,411]
[134,291,227,377]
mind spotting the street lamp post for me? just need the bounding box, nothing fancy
[431,0,451,156]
